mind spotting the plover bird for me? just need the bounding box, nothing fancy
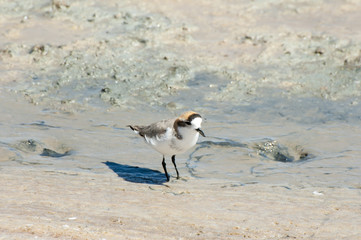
[128,111,205,181]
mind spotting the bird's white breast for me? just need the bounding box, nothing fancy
[145,126,199,156]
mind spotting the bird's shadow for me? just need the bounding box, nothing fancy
[103,161,167,185]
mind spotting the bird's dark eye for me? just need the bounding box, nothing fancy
[185,121,191,125]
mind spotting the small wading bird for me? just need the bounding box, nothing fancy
[128,111,205,181]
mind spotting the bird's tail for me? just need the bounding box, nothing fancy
[127,125,141,136]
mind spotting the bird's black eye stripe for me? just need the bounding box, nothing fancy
[177,120,192,127]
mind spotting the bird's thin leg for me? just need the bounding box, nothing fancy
[162,156,169,181]
[171,155,179,179]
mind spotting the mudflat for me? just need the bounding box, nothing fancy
[1,1,361,239]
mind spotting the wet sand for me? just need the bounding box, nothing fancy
[1,0,361,239]
[1,92,361,239]
[1,167,360,239]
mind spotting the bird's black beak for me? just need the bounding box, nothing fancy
[196,128,205,137]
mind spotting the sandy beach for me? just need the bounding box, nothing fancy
[1,0,361,239]
[1,167,360,239]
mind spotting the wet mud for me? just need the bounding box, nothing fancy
[1,0,361,239]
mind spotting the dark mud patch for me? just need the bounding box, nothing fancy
[40,148,72,158]
[10,139,73,160]
[253,138,312,163]
[187,137,312,179]
[13,139,44,153]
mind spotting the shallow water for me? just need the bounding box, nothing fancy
[1,0,361,189]
[1,2,361,238]
[1,90,360,190]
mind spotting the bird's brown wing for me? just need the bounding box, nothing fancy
[128,118,175,139]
